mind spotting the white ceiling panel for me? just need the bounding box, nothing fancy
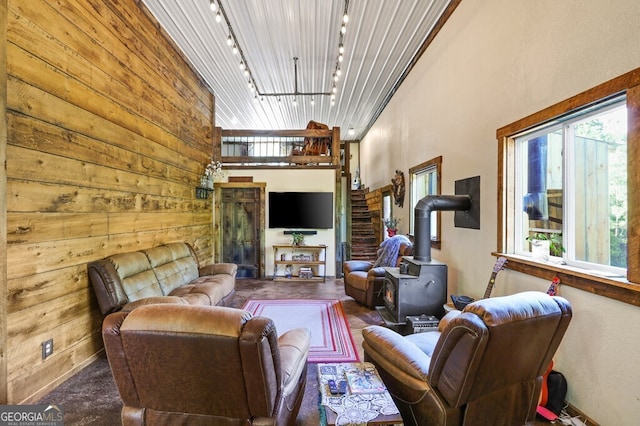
[140,0,453,139]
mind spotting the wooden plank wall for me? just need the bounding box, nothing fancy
[1,0,8,406]
[3,0,215,403]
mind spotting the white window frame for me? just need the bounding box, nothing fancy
[512,99,626,276]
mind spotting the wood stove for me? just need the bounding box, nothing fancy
[377,257,447,325]
[376,193,476,325]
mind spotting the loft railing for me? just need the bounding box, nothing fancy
[214,127,341,167]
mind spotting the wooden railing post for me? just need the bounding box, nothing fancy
[332,127,341,167]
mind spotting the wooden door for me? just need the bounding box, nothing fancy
[216,184,265,278]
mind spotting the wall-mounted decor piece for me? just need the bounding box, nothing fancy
[195,187,213,199]
[392,170,405,207]
[454,175,481,229]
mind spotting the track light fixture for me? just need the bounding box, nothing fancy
[213,0,350,103]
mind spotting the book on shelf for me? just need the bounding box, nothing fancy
[344,366,386,394]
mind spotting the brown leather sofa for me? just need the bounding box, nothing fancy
[103,304,311,425]
[343,239,413,308]
[362,291,572,426]
[88,242,236,315]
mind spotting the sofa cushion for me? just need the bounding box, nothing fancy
[169,276,235,306]
[405,330,442,358]
[144,244,199,295]
[165,243,200,280]
[109,252,163,302]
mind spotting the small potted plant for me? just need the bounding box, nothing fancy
[383,217,401,237]
[526,232,564,260]
[291,232,305,246]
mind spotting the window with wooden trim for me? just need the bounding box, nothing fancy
[410,156,442,249]
[514,99,627,275]
[497,68,640,307]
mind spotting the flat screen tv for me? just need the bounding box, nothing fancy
[269,192,333,229]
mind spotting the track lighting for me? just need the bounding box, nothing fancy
[213,0,349,102]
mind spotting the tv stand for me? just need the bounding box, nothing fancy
[273,245,326,282]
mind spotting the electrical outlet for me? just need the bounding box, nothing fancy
[42,338,53,359]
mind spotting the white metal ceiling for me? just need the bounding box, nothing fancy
[140,0,452,140]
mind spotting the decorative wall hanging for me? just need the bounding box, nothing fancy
[392,170,405,207]
[196,160,225,199]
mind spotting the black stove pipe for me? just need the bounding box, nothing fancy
[414,195,472,261]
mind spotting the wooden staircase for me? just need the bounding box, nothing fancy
[350,189,379,261]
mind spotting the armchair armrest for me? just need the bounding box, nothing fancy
[367,266,387,279]
[438,309,462,332]
[343,260,374,275]
[278,328,311,393]
[199,262,238,277]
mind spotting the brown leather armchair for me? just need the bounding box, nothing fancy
[102,304,311,425]
[343,238,413,308]
[362,291,572,426]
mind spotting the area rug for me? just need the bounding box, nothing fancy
[242,299,360,363]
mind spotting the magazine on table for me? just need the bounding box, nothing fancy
[344,365,386,394]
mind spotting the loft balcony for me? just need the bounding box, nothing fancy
[215,127,341,168]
